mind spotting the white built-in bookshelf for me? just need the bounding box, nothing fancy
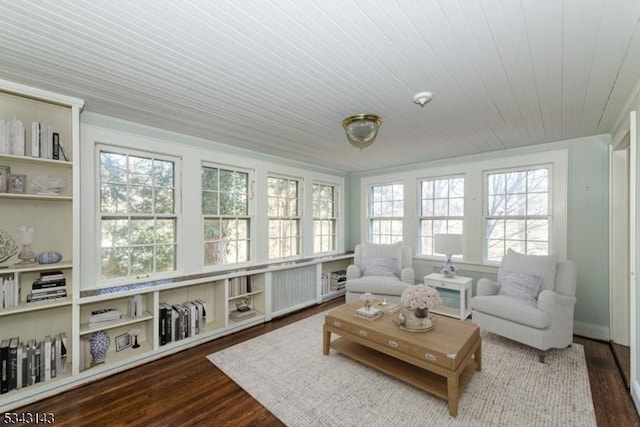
[0,80,353,412]
[0,79,82,410]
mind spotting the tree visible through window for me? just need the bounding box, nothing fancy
[268,176,301,259]
[313,183,336,253]
[99,149,178,280]
[419,176,464,256]
[369,184,403,244]
[485,167,550,262]
[202,165,251,266]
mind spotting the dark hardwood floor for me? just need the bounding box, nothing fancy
[13,298,640,426]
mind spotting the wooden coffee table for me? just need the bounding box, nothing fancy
[323,303,481,417]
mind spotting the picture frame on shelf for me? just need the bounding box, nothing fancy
[8,173,26,194]
[0,165,9,192]
[115,332,132,352]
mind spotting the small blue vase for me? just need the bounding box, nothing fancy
[90,331,110,365]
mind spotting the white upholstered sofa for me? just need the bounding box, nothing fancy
[471,250,577,362]
[345,242,415,304]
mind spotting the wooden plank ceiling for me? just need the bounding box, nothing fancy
[0,0,639,172]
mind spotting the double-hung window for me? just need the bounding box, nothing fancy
[202,165,252,266]
[312,183,337,254]
[99,148,179,281]
[485,166,550,261]
[268,175,301,259]
[418,176,464,256]
[369,183,403,244]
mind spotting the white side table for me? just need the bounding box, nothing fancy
[424,273,473,320]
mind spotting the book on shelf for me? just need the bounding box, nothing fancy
[194,299,207,333]
[58,141,69,161]
[89,308,121,321]
[39,270,66,282]
[35,342,41,383]
[31,121,40,157]
[50,335,56,379]
[43,335,51,381]
[183,301,196,338]
[8,337,18,391]
[31,285,67,295]
[1,339,9,394]
[32,278,66,290]
[159,303,167,346]
[58,332,67,374]
[52,132,60,160]
[172,304,187,341]
[26,339,36,386]
[229,309,256,321]
[80,336,91,371]
[17,343,24,390]
[88,308,122,328]
[26,289,67,303]
[0,120,10,154]
[171,305,180,342]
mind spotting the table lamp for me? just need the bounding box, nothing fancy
[434,234,463,277]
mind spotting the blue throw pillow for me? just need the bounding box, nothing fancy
[498,272,543,303]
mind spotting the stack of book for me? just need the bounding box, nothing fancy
[354,305,383,321]
[329,270,347,292]
[376,300,401,313]
[26,271,67,303]
[88,308,122,328]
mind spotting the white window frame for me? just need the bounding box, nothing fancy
[312,182,338,254]
[96,144,182,284]
[418,174,465,257]
[267,174,303,260]
[368,182,404,244]
[483,164,553,262]
[201,162,255,268]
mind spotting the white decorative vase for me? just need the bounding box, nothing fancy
[90,330,111,365]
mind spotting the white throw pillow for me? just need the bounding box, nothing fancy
[361,242,403,275]
[498,272,543,303]
[498,249,558,292]
[363,257,398,277]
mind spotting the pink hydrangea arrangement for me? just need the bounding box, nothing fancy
[400,285,442,310]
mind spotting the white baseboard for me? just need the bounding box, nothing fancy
[573,321,610,341]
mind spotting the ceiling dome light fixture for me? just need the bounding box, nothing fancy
[342,114,383,149]
[413,91,433,107]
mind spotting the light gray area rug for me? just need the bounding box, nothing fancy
[207,311,596,426]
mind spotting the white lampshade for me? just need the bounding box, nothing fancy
[434,234,463,257]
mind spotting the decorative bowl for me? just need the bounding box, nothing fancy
[35,251,63,264]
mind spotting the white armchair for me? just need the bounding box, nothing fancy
[345,242,415,305]
[471,250,577,362]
